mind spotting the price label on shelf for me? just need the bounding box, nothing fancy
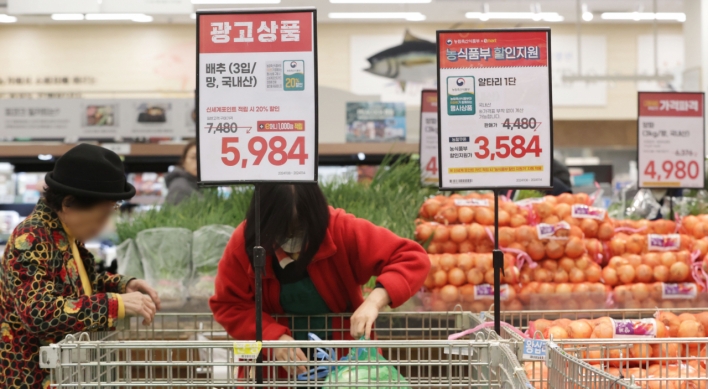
[419,89,439,187]
[610,318,657,339]
[436,29,553,190]
[196,9,318,184]
[638,92,705,189]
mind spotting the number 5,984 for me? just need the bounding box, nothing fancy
[221,136,308,168]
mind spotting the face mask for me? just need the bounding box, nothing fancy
[279,236,304,253]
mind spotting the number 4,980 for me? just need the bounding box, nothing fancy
[221,136,308,167]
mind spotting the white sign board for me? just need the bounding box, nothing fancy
[436,29,553,190]
[0,99,80,139]
[419,89,439,186]
[638,92,705,189]
[197,9,318,185]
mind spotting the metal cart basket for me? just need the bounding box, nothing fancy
[40,311,531,388]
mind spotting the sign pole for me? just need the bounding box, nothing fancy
[253,184,265,384]
[492,189,502,334]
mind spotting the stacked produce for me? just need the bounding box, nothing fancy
[416,192,708,312]
[525,311,708,389]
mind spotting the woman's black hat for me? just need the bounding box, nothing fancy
[45,144,136,200]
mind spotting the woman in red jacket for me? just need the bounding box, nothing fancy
[210,183,429,375]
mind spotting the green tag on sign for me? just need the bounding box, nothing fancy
[283,60,305,91]
[447,76,475,115]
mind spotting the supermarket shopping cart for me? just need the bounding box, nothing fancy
[40,311,531,388]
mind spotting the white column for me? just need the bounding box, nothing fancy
[683,0,708,91]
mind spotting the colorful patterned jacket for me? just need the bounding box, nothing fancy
[0,200,130,389]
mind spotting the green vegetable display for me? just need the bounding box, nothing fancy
[190,224,235,299]
[136,227,193,308]
[323,346,411,389]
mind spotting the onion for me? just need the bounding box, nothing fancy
[554,268,569,283]
[597,222,615,240]
[694,312,708,330]
[459,284,476,302]
[678,313,697,322]
[424,274,435,289]
[676,250,690,265]
[557,193,574,205]
[592,323,613,339]
[476,240,493,253]
[694,239,708,257]
[518,284,536,303]
[498,227,514,247]
[678,320,706,338]
[669,261,689,282]
[569,267,586,283]
[427,242,441,254]
[535,202,553,219]
[643,253,661,267]
[541,259,558,271]
[476,254,492,272]
[543,215,561,225]
[466,268,484,285]
[510,214,527,228]
[538,282,555,295]
[657,312,681,337]
[546,240,565,260]
[484,269,495,285]
[504,266,520,284]
[439,254,457,271]
[433,270,448,287]
[440,285,459,303]
[533,319,553,335]
[570,225,584,238]
[457,206,475,224]
[631,283,650,301]
[555,203,572,219]
[519,267,533,284]
[458,241,475,253]
[635,264,654,283]
[448,268,466,286]
[474,207,494,225]
[533,268,552,283]
[586,265,602,283]
[649,282,663,300]
[613,285,631,303]
[617,264,636,284]
[568,320,593,339]
[680,235,695,251]
[449,225,468,244]
[435,206,458,224]
[423,200,442,219]
[660,252,677,267]
[580,219,599,238]
[585,239,603,258]
[555,282,573,296]
[457,253,474,271]
[653,265,669,282]
[609,237,626,256]
[575,256,591,270]
[415,224,434,242]
[515,226,535,243]
[626,235,646,254]
[565,237,585,258]
[467,224,486,242]
[602,267,619,286]
[433,226,450,243]
[557,257,574,273]
[528,240,546,261]
[498,210,511,226]
[441,241,458,254]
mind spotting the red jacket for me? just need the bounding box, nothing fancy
[210,207,430,341]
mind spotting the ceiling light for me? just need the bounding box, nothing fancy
[600,12,685,22]
[85,13,153,22]
[328,12,426,21]
[191,0,281,3]
[51,14,84,21]
[581,3,593,21]
[466,12,564,22]
[0,14,17,23]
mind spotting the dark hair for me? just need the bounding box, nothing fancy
[179,140,197,167]
[244,184,330,270]
[43,185,105,212]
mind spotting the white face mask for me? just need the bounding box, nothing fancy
[279,236,304,253]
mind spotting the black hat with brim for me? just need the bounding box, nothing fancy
[45,144,136,200]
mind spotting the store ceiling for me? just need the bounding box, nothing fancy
[0,0,686,24]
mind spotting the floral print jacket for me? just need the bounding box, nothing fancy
[0,200,130,389]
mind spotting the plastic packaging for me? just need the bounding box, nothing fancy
[323,345,411,389]
[116,238,144,280]
[189,224,234,299]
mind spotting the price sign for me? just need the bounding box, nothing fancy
[638,92,705,189]
[419,89,439,186]
[522,339,547,361]
[436,29,553,190]
[196,9,318,184]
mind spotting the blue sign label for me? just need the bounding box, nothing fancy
[522,339,547,361]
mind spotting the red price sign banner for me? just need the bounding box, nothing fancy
[638,92,705,189]
[196,9,318,184]
[419,89,439,186]
[436,29,553,190]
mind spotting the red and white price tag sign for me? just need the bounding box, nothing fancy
[638,92,705,189]
[419,89,439,186]
[196,9,317,184]
[436,29,553,190]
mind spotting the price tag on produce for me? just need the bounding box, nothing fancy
[473,284,509,300]
[661,282,698,300]
[522,339,547,361]
[436,29,553,190]
[419,89,439,187]
[647,234,681,252]
[610,319,656,339]
[233,341,262,359]
[638,92,705,189]
[196,9,318,184]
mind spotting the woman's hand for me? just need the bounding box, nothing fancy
[274,334,308,376]
[126,279,161,310]
[350,287,391,339]
[122,292,157,325]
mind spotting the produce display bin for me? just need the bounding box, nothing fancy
[545,341,639,389]
[40,311,530,388]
